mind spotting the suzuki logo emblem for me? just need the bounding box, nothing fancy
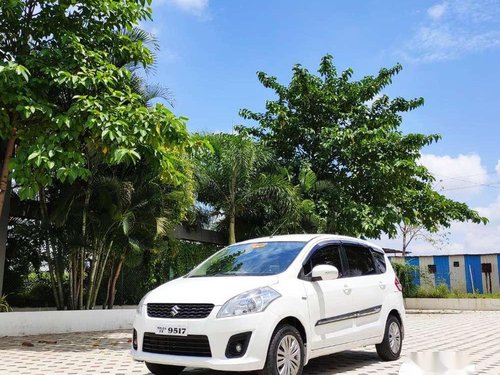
[170,305,180,317]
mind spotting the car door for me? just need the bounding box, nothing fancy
[342,243,385,340]
[301,242,355,350]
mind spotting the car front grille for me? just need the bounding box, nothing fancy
[142,333,212,357]
[147,303,214,319]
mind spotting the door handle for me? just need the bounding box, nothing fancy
[343,284,352,295]
[379,281,386,290]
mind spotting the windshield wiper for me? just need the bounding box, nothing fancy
[189,272,268,277]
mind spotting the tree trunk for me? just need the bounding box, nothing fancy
[54,242,65,309]
[0,120,16,297]
[0,175,11,297]
[228,209,236,245]
[44,239,62,309]
[402,229,407,258]
[102,259,113,310]
[79,188,91,309]
[70,251,81,310]
[85,253,98,310]
[107,257,124,310]
[39,187,65,310]
[68,254,75,310]
[93,241,113,309]
[0,133,16,219]
[228,170,237,245]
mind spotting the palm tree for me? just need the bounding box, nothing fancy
[48,157,193,310]
[98,172,191,309]
[195,133,297,244]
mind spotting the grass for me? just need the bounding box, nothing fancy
[0,295,12,312]
[412,284,500,299]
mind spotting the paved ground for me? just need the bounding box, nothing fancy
[1,311,500,375]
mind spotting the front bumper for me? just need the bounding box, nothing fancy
[131,306,279,372]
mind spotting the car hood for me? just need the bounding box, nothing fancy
[145,275,280,306]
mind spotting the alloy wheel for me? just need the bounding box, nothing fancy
[276,334,301,375]
[388,321,401,354]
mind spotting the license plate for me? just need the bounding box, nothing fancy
[155,325,188,336]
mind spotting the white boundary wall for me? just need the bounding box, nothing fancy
[0,309,136,336]
[2,300,500,336]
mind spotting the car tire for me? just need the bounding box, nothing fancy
[145,362,184,375]
[376,315,403,361]
[259,324,305,375]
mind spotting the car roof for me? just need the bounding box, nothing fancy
[236,234,383,252]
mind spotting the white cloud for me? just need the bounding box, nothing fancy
[427,3,447,20]
[420,153,488,194]
[377,196,500,256]
[168,0,208,16]
[399,0,500,62]
[445,198,500,254]
[376,154,499,256]
[475,194,500,220]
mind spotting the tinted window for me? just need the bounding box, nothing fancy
[372,250,386,273]
[188,241,306,277]
[344,245,377,277]
[303,245,343,277]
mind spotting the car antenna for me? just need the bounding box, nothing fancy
[270,220,287,238]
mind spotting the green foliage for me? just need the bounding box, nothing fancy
[47,155,195,309]
[414,283,450,298]
[240,55,487,237]
[0,0,196,199]
[6,218,66,307]
[0,0,203,310]
[5,218,43,291]
[413,284,500,299]
[114,239,220,305]
[195,132,298,243]
[0,294,12,312]
[164,240,221,280]
[8,272,56,308]
[391,261,419,298]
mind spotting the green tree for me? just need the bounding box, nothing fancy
[196,133,297,244]
[45,156,194,310]
[0,0,194,215]
[100,167,194,309]
[240,55,487,238]
[0,0,200,304]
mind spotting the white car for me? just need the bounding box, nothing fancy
[132,234,405,375]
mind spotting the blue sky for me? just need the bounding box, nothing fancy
[144,0,500,255]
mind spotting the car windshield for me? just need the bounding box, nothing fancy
[187,241,306,277]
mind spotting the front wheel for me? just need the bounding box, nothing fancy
[259,324,305,375]
[145,362,184,375]
[376,315,403,361]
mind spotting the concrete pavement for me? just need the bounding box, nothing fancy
[1,311,499,374]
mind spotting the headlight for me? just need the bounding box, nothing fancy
[137,293,149,314]
[217,286,281,318]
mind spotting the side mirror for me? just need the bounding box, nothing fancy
[311,265,339,281]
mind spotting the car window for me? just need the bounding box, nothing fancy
[343,245,377,277]
[187,241,306,277]
[371,249,386,273]
[303,245,343,278]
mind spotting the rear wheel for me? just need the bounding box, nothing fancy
[259,324,305,375]
[145,362,184,375]
[376,315,402,361]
